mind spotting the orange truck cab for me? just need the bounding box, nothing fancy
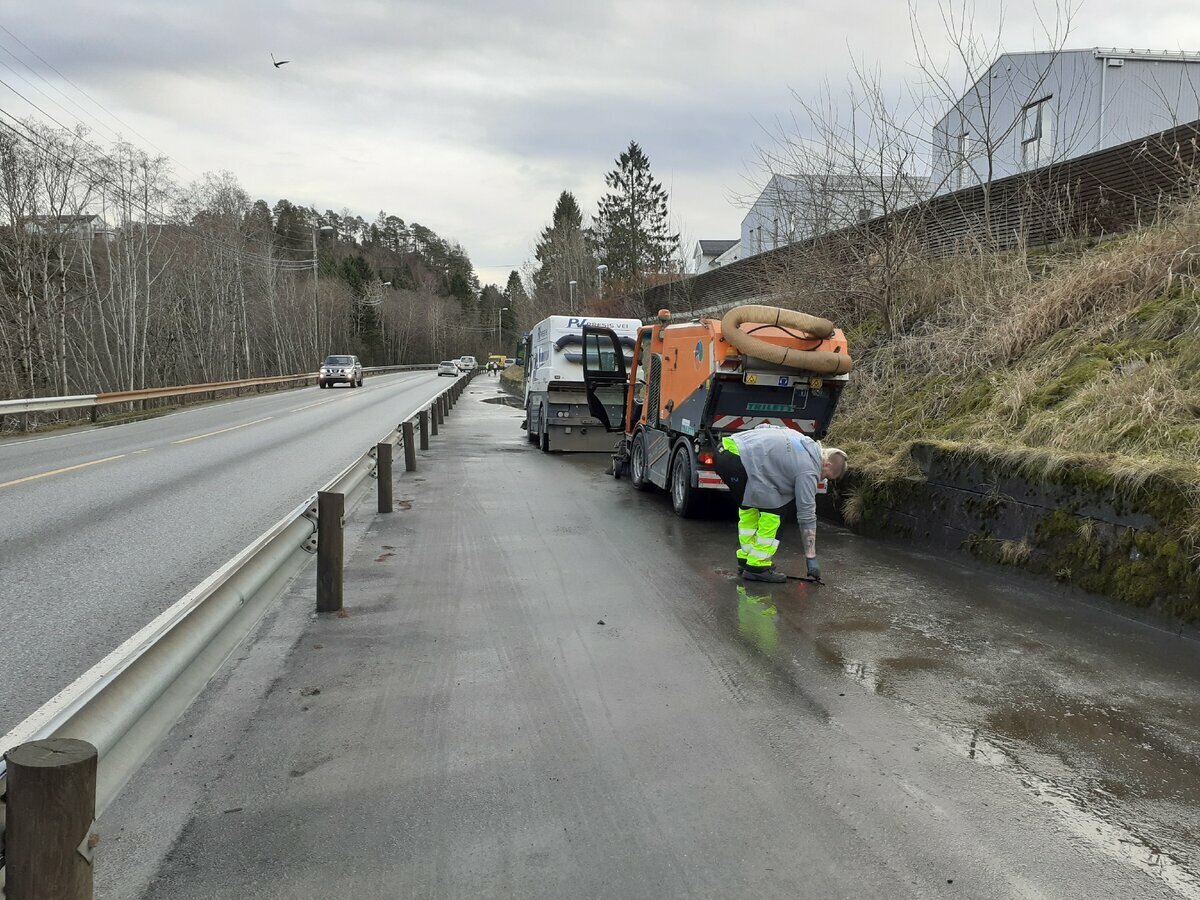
[582,305,853,517]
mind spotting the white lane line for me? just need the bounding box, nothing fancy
[290,396,341,412]
[171,416,274,445]
[0,430,85,449]
[0,454,127,490]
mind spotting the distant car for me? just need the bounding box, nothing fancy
[457,355,478,372]
[504,358,515,367]
[319,355,362,388]
[437,360,459,377]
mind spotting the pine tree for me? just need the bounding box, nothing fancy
[504,270,529,334]
[593,141,678,285]
[533,191,593,311]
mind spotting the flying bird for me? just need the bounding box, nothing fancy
[271,53,289,68]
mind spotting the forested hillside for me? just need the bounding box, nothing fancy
[0,122,491,399]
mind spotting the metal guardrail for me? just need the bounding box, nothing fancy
[0,364,438,417]
[0,373,473,891]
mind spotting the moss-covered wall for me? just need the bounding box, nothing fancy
[835,442,1200,624]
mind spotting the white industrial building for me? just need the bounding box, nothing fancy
[931,48,1200,193]
[739,173,930,257]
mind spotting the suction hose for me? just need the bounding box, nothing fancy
[720,305,853,375]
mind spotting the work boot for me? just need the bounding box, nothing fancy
[742,566,787,584]
[737,557,747,574]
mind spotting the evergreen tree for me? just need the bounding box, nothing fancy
[504,269,529,334]
[593,141,678,285]
[533,191,594,311]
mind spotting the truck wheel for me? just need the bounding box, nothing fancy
[670,446,699,518]
[630,432,652,491]
[525,403,539,444]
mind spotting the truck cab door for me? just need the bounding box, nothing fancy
[582,326,628,433]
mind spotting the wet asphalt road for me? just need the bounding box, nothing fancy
[0,372,449,733]
[116,382,1200,899]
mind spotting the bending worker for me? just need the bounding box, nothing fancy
[714,424,849,583]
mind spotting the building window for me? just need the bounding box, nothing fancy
[1021,96,1054,168]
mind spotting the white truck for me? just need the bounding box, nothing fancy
[522,315,641,452]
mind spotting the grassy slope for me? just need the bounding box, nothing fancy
[823,202,1200,617]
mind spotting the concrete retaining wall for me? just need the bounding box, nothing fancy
[829,442,1200,624]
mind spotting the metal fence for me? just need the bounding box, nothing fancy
[638,120,1200,317]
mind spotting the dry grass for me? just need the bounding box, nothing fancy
[818,195,1200,541]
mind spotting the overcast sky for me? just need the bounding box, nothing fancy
[4,0,1200,286]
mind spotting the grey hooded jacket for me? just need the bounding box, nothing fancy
[729,425,822,528]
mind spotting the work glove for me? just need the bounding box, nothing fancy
[806,558,822,581]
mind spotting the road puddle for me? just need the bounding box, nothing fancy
[795,547,1200,896]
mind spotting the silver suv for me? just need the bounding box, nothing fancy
[319,355,363,388]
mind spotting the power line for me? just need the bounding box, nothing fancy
[0,23,183,172]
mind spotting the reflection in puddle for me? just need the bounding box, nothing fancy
[736,586,779,654]
[939,724,1200,896]
[812,619,1200,894]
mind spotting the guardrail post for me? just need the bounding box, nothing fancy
[436,397,445,426]
[430,402,439,435]
[317,491,344,613]
[376,442,393,514]
[5,737,98,900]
[402,421,417,471]
[419,409,430,449]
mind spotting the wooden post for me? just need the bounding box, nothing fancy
[317,491,344,612]
[377,442,393,514]
[402,421,417,471]
[5,737,98,900]
[435,397,445,426]
[430,403,439,435]
[419,409,430,449]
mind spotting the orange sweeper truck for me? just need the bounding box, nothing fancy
[581,304,853,517]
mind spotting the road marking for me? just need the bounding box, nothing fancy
[171,416,274,445]
[0,430,84,449]
[290,396,340,412]
[0,454,127,490]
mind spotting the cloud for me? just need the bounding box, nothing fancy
[5,0,1200,285]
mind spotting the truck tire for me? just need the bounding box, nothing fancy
[539,406,551,453]
[525,403,539,444]
[630,431,653,491]
[670,445,700,518]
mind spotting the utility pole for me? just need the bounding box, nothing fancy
[312,224,334,357]
[597,264,608,301]
[568,280,577,313]
[312,227,320,358]
[497,306,509,341]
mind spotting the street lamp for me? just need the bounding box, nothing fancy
[568,280,577,313]
[312,224,335,355]
[597,264,608,300]
[497,306,509,340]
